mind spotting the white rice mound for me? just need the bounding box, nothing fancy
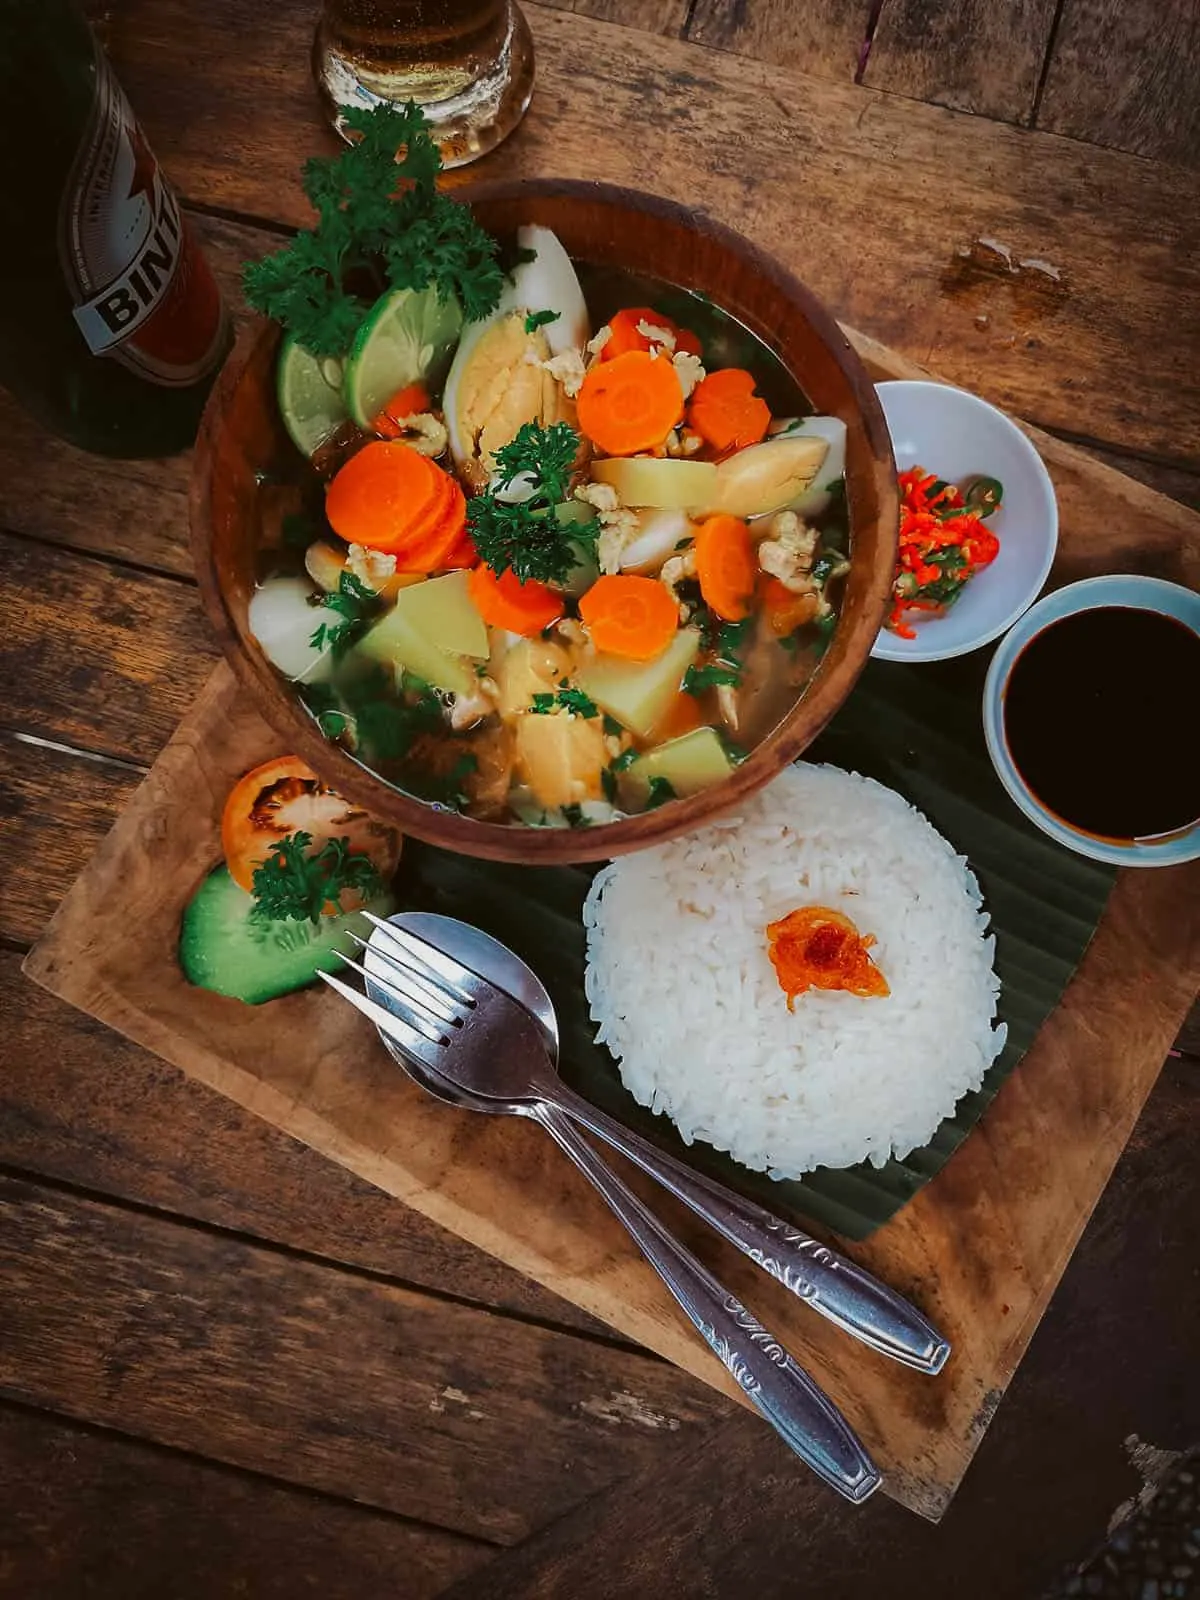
[583,763,1006,1177]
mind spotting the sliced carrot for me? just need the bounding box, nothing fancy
[695,514,756,622]
[578,574,679,660]
[467,564,564,635]
[441,530,477,569]
[576,350,685,457]
[395,477,466,573]
[369,382,431,438]
[759,574,821,636]
[688,368,771,453]
[325,440,442,551]
[601,307,703,362]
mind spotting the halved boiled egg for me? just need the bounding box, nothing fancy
[443,227,591,489]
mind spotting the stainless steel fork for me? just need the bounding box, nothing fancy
[320,924,883,1503]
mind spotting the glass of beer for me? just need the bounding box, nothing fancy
[313,0,534,168]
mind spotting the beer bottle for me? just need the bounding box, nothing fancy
[0,0,231,457]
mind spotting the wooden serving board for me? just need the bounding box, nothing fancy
[24,335,1200,1522]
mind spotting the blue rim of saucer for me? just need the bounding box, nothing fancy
[982,574,1200,867]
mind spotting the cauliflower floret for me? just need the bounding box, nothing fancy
[660,547,697,616]
[636,318,676,352]
[672,350,705,400]
[346,543,398,590]
[757,511,819,594]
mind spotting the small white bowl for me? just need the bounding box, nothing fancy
[983,574,1200,867]
[871,380,1058,663]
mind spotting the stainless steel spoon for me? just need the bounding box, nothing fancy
[364,911,949,1377]
[339,914,881,1503]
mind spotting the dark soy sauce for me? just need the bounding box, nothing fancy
[1003,606,1200,841]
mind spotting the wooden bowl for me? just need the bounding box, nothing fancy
[191,180,898,864]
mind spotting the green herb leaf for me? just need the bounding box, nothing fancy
[524,309,561,333]
[602,714,624,739]
[683,662,741,695]
[308,568,380,659]
[243,102,503,356]
[560,803,590,828]
[250,831,383,926]
[601,767,619,803]
[555,686,598,719]
[646,776,677,810]
[529,692,556,714]
[611,747,639,773]
[467,421,598,584]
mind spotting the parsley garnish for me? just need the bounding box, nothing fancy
[646,776,677,810]
[683,662,740,695]
[466,421,599,584]
[611,748,639,773]
[529,686,600,718]
[524,309,561,333]
[560,803,590,828]
[243,102,503,357]
[309,569,379,658]
[250,831,383,926]
[602,714,624,738]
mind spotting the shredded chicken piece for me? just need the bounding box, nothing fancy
[666,426,704,459]
[586,325,612,358]
[346,543,398,590]
[553,617,588,648]
[636,318,676,352]
[716,682,740,734]
[757,511,819,594]
[575,480,639,573]
[660,547,697,616]
[672,350,705,400]
[575,481,619,514]
[389,411,448,457]
[448,684,496,731]
[527,347,588,399]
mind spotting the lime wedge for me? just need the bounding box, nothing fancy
[343,285,464,430]
[277,336,349,458]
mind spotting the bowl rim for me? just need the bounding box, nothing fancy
[981,572,1200,867]
[190,176,898,864]
[871,379,1059,664]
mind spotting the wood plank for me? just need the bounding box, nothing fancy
[0,1402,490,1599]
[0,943,605,1333]
[94,0,1200,461]
[0,533,217,765]
[685,0,873,82]
[24,662,1200,1520]
[862,0,1059,124]
[434,1059,1200,1598]
[0,733,142,946]
[540,0,688,32]
[1036,0,1200,168]
[0,1173,729,1543]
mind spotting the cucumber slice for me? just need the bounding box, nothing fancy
[179,866,396,1006]
[344,285,464,430]
[277,336,350,458]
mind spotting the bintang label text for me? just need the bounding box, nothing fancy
[72,180,184,354]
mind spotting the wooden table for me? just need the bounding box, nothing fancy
[2,3,1197,1594]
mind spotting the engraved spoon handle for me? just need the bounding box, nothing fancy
[544,1080,949,1374]
[532,1101,880,1503]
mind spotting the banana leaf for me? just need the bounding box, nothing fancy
[397,650,1115,1239]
